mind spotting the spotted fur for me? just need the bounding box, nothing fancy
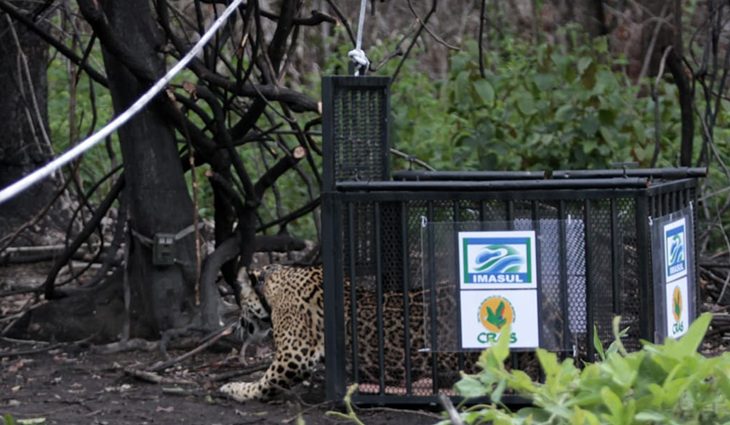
[220,264,464,401]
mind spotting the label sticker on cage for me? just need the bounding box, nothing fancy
[664,218,688,282]
[458,231,538,290]
[459,290,539,349]
[665,276,689,339]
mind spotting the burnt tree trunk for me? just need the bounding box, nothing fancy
[96,0,209,337]
[0,1,66,244]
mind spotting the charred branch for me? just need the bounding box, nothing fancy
[42,175,125,299]
[0,0,108,86]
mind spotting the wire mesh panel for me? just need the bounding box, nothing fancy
[319,69,701,407]
[322,178,699,405]
[322,76,391,191]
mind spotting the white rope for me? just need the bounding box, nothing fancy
[348,0,369,76]
[0,0,245,205]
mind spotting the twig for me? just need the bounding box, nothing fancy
[124,368,197,385]
[0,343,62,358]
[393,0,438,82]
[439,394,464,425]
[406,0,459,51]
[324,0,355,46]
[636,3,670,85]
[0,296,40,336]
[92,338,160,354]
[282,401,335,424]
[148,322,237,372]
[478,0,487,79]
[161,387,206,396]
[650,46,673,167]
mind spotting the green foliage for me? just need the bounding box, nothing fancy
[443,314,730,425]
[1,414,15,425]
[389,34,688,171]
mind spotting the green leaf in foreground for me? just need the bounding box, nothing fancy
[447,313,730,425]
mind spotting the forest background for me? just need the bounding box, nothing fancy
[1,0,729,350]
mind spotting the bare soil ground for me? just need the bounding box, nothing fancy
[0,263,441,425]
[0,341,441,425]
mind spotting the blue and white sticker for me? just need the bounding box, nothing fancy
[458,231,538,290]
[664,218,687,282]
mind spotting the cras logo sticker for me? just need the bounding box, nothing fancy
[458,231,538,290]
[664,218,687,281]
[476,296,517,344]
[672,285,682,323]
[478,296,515,332]
[665,277,689,338]
[459,289,540,349]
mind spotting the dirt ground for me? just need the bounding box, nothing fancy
[0,340,442,425]
[0,262,442,425]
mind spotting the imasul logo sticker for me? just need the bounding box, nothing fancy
[458,231,538,289]
[664,218,687,282]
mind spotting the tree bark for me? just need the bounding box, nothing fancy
[0,1,65,244]
[93,0,207,336]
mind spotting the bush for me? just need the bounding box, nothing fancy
[387,33,690,172]
[445,313,730,425]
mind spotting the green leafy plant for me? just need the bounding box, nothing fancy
[444,313,730,425]
[384,31,692,173]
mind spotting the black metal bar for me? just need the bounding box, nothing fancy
[394,170,547,181]
[610,199,621,315]
[337,178,651,191]
[584,199,595,361]
[381,82,391,181]
[337,188,650,203]
[347,203,360,386]
[635,194,653,341]
[644,178,698,197]
[351,393,532,407]
[506,200,519,368]
[400,202,413,395]
[479,200,488,224]
[454,201,465,372]
[323,193,346,401]
[374,202,385,394]
[551,167,707,179]
[329,75,393,88]
[557,201,570,351]
[531,201,544,349]
[322,78,336,192]
[427,201,439,395]
[678,189,685,209]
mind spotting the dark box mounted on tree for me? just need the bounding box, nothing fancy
[320,76,702,406]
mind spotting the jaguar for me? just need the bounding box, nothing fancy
[219,263,467,401]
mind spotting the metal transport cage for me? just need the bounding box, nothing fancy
[320,76,702,405]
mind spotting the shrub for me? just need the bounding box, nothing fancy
[445,313,730,425]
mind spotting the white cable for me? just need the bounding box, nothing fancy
[0,0,244,205]
[348,0,369,76]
